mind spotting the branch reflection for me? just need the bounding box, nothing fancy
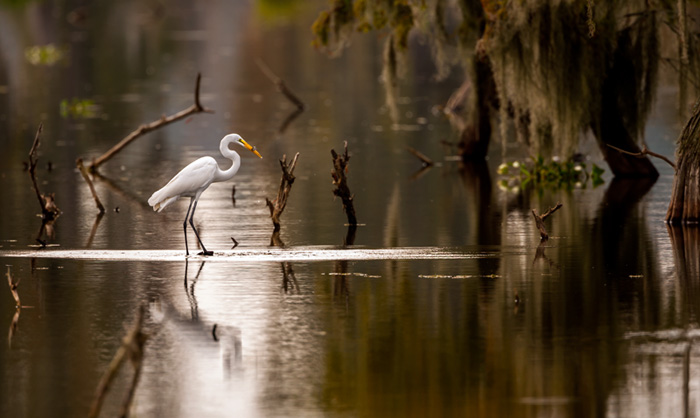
[280,262,299,294]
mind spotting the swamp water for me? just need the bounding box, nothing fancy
[0,1,697,417]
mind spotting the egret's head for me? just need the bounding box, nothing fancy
[229,134,263,158]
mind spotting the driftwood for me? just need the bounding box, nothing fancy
[76,158,105,214]
[88,305,148,418]
[27,123,60,220]
[88,73,213,172]
[531,203,563,241]
[265,153,300,234]
[331,142,358,226]
[606,143,676,170]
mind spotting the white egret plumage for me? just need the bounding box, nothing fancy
[148,133,263,256]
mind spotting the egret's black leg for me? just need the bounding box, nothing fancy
[183,197,195,256]
[189,199,213,256]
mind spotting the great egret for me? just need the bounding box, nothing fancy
[148,133,263,256]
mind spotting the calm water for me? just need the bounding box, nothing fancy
[0,1,697,417]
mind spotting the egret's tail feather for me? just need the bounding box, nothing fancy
[148,190,178,212]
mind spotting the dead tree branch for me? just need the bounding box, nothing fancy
[532,203,563,241]
[76,158,105,214]
[607,143,676,170]
[89,73,214,172]
[256,59,305,111]
[331,142,358,226]
[88,305,148,418]
[266,153,300,234]
[28,123,60,220]
[407,147,434,167]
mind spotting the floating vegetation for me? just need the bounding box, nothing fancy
[25,44,65,66]
[497,156,604,191]
[60,98,99,118]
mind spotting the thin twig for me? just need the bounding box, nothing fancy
[606,143,676,170]
[76,158,106,214]
[89,73,214,172]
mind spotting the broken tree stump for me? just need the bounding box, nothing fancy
[532,203,563,241]
[331,142,357,226]
[266,153,300,234]
[88,73,214,172]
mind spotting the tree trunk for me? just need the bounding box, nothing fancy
[667,100,700,223]
[592,82,659,178]
[458,49,495,161]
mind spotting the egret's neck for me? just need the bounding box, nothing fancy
[215,137,241,182]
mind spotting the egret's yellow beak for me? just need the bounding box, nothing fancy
[240,138,263,159]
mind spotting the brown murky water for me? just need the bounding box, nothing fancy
[0,2,697,417]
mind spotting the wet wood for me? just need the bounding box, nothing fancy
[27,123,60,219]
[89,73,214,172]
[266,153,300,234]
[331,142,358,226]
[88,305,147,418]
[76,158,106,214]
[532,203,563,241]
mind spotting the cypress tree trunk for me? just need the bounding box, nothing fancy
[667,100,700,223]
[458,50,495,161]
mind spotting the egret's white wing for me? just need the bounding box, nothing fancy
[148,157,218,211]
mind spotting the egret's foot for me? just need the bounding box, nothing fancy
[198,250,214,256]
[231,237,239,249]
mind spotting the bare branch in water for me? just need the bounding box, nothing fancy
[532,203,563,241]
[76,158,105,214]
[27,123,60,219]
[606,143,676,170]
[331,142,358,226]
[266,153,300,236]
[89,73,214,172]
